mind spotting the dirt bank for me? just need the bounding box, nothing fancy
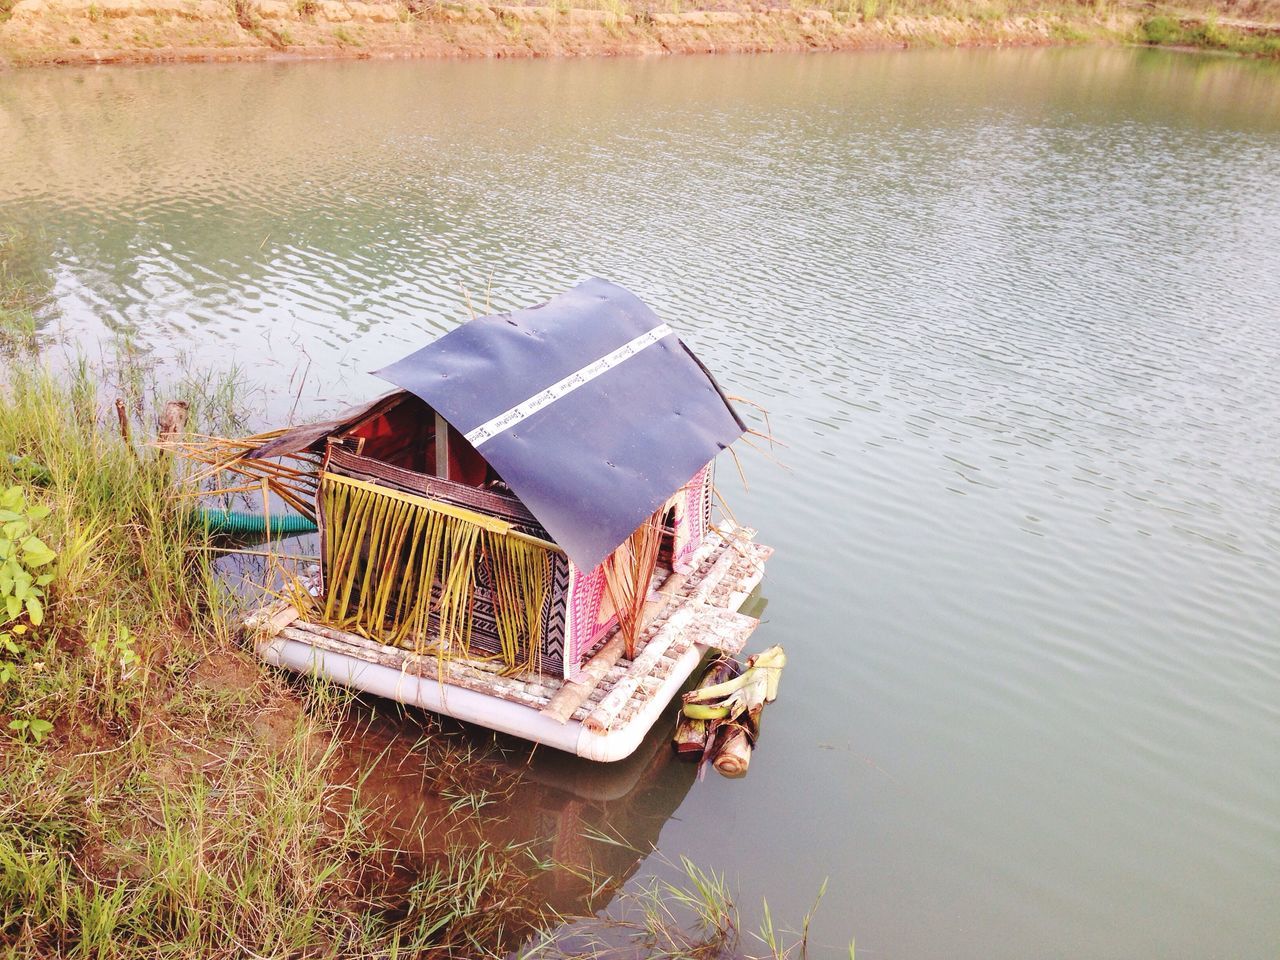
[0,0,1174,68]
[1,0,1278,70]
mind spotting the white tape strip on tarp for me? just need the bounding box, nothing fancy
[463,323,674,447]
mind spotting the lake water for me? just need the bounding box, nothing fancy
[3,46,1280,958]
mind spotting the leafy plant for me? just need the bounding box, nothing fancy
[8,716,53,743]
[1187,15,1228,48]
[1141,14,1180,45]
[0,488,54,717]
[89,622,138,675]
[87,618,142,719]
[0,622,26,685]
[0,484,56,627]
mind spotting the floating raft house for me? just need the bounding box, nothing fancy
[243,278,772,761]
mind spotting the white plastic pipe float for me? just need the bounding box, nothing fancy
[257,634,705,762]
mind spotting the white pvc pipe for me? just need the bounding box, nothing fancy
[257,635,705,763]
[578,644,704,762]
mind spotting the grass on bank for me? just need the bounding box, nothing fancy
[0,356,559,957]
[0,235,549,955]
[1138,12,1280,55]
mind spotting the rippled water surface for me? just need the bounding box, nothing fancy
[4,47,1280,958]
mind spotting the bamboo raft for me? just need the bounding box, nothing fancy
[245,525,772,761]
[216,279,780,763]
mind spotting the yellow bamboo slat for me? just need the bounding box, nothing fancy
[321,471,561,552]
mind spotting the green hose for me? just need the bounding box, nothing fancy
[6,452,317,537]
[196,508,318,537]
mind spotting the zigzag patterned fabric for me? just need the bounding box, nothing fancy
[673,463,713,574]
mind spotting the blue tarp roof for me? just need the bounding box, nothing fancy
[373,278,744,570]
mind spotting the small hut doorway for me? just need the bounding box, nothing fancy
[656,504,678,572]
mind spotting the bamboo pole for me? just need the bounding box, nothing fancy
[275,625,549,709]
[194,547,320,561]
[584,605,695,734]
[114,398,137,458]
[264,604,301,634]
[689,546,741,606]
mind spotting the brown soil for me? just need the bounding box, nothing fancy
[1,635,314,876]
[0,0,1147,68]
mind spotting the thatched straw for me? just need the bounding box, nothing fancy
[317,472,551,674]
[159,431,323,522]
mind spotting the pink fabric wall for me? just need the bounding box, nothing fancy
[562,461,713,679]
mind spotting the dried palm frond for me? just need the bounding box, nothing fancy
[602,509,665,660]
[486,534,549,675]
[159,430,323,521]
[724,393,788,474]
[725,393,777,447]
[318,472,552,674]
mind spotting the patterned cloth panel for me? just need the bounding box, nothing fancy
[563,561,614,681]
[672,462,713,574]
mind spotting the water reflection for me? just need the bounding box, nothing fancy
[337,703,700,920]
[334,590,764,921]
[220,538,767,950]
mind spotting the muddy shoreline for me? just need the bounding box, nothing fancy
[0,0,1151,69]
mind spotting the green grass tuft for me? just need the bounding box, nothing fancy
[1139,13,1280,58]
[1141,14,1180,45]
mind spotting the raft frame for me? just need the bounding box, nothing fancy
[246,525,771,761]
